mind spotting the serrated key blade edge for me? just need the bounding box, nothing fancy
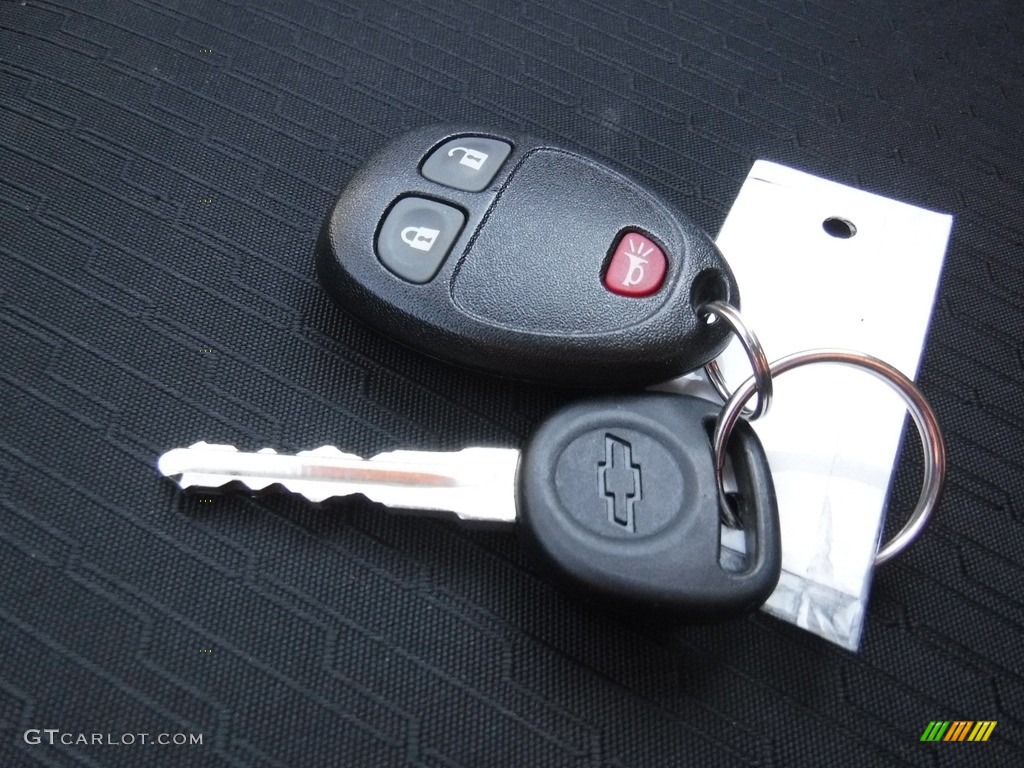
[157,444,520,523]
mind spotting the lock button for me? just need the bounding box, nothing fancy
[421,136,512,192]
[377,197,466,283]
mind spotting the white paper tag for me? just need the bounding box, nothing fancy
[667,161,952,650]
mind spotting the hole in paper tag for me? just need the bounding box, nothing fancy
[823,216,858,239]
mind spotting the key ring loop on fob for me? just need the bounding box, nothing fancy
[712,349,946,566]
[699,301,773,420]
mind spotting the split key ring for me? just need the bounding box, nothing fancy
[699,300,773,421]
[711,349,947,566]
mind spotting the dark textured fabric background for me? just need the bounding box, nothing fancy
[1,1,1022,766]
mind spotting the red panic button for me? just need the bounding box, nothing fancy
[603,232,667,297]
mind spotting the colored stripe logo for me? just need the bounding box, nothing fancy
[920,721,996,742]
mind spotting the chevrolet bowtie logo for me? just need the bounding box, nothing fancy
[598,435,641,532]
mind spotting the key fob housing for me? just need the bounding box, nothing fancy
[316,125,739,387]
[516,394,781,621]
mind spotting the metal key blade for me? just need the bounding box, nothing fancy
[157,442,520,523]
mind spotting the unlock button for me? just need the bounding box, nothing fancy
[421,136,512,192]
[377,197,466,283]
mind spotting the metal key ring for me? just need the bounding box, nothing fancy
[699,301,773,420]
[712,349,946,566]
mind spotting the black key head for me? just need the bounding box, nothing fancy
[516,393,781,621]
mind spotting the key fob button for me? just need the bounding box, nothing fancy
[421,136,512,192]
[376,197,466,283]
[604,231,667,297]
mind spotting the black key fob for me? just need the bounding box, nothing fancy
[316,125,739,387]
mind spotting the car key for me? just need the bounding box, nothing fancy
[158,394,781,620]
[316,125,739,388]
